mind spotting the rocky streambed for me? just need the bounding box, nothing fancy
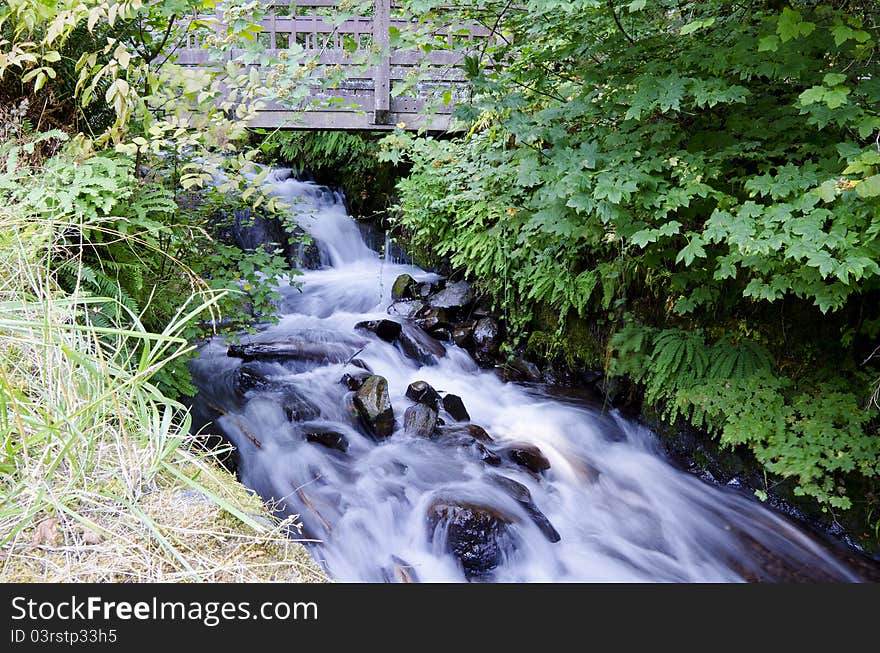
[189,170,875,582]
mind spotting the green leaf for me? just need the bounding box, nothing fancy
[799,86,826,106]
[676,238,707,266]
[855,175,880,198]
[758,35,779,52]
[627,0,646,12]
[823,73,847,86]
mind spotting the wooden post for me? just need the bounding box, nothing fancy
[373,0,391,125]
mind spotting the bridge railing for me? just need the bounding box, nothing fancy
[176,0,493,130]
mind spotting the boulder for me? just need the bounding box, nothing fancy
[304,428,349,453]
[405,381,442,410]
[397,326,446,365]
[504,443,551,474]
[403,404,438,438]
[488,474,561,543]
[472,317,500,365]
[427,500,515,578]
[442,394,471,422]
[355,319,402,343]
[428,281,475,311]
[391,273,415,300]
[353,375,394,439]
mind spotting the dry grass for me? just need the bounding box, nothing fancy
[0,160,327,584]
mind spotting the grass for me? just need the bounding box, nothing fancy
[0,162,327,583]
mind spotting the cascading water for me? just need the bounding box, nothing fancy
[190,169,871,582]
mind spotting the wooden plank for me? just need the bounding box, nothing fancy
[246,109,455,131]
[373,0,391,124]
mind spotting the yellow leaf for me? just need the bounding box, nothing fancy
[34,70,47,93]
[114,44,130,70]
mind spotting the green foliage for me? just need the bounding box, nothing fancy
[258,130,377,175]
[388,1,880,512]
[609,321,878,509]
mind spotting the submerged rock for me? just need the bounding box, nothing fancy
[504,443,551,474]
[437,423,493,443]
[397,325,446,365]
[391,273,415,300]
[304,427,349,453]
[489,474,561,543]
[228,340,353,363]
[236,363,274,394]
[353,375,394,439]
[442,394,471,422]
[427,500,515,579]
[355,319,402,343]
[405,381,442,410]
[282,391,322,422]
[403,403,438,438]
[340,369,371,391]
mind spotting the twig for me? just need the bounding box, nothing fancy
[607,1,636,45]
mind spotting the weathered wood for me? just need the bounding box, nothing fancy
[175,0,490,131]
[373,0,391,125]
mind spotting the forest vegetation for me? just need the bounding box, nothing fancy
[1,0,879,579]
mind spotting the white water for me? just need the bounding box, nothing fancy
[190,171,864,582]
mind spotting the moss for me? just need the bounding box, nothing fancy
[523,304,605,370]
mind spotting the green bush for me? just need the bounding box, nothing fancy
[385,1,880,512]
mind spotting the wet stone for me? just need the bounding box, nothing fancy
[236,363,274,394]
[489,474,560,543]
[428,281,475,311]
[504,443,551,474]
[403,403,438,438]
[355,319,402,343]
[353,375,394,439]
[391,273,415,300]
[472,317,500,364]
[304,428,349,453]
[387,300,426,320]
[442,394,471,422]
[405,381,442,410]
[397,326,446,365]
[427,500,516,579]
[340,369,371,391]
[283,391,322,422]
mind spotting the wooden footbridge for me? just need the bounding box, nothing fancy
[176,1,491,131]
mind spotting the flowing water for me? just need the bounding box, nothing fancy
[190,170,869,582]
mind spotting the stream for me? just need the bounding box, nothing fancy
[190,170,871,582]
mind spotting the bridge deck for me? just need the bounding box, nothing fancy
[176,0,488,131]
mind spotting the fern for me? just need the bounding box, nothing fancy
[707,337,773,380]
